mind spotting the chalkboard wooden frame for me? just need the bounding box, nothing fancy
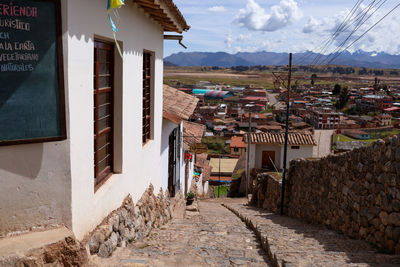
[0,0,66,146]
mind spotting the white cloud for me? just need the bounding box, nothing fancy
[236,34,252,42]
[302,4,400,55]
[225,34,233,48]
[235,0,303,32]
[208,6,226,13]
[302,16,321,33]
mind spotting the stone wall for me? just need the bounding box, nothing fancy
[87,184,185,257]
[250,173,282,213]
[251,135,400,254]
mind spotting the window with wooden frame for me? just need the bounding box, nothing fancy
[142,51,152,144]
[94,40,114,188]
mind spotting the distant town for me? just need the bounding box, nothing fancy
[165,65,400,192]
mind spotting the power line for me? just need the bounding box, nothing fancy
[296,0,365,65]
[319,0,387,65]
[308,0,366,65]
[311,0,384,65]
[325,2,400,65]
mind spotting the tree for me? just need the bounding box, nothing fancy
[373,77,380,91]
[333,84,341,95]
[335,87,349,110]
[311,73,317,86]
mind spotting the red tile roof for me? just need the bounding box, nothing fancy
[243,96,268,101]
[245,132,316,146]
[243,113,268,119]
[230,136,247,148]
[163,85,199,122]
[183,121,205,150]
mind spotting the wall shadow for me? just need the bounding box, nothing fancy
[0,143,43,178]
[244,205,400,266]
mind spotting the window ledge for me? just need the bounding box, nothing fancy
[142,139,154,149]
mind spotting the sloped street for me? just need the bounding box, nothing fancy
[90,199,272,266]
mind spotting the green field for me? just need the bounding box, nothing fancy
[211,185,230,198]
[202,137,229,154]
[334,129,400,144]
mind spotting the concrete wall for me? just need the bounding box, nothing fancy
[285,145,314,165]
[67,0,165,239]
[0,1,72,238]
[231,148,246,157]
[313,130,334,158]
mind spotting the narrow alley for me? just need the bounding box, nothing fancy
[90,199,272,267]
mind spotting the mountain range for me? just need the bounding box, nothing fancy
[164,50,400,69]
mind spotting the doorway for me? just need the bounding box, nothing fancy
[168,128,180,197]
[262,151,275,170]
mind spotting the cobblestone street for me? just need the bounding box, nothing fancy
[90,199,271,266]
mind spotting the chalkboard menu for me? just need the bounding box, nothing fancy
[0,0,65,145]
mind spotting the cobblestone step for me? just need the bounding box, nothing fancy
[223,203,400,267]
[90,199,272,266]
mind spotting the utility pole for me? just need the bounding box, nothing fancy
[280,53,292,215]
[218,155,221,198]
[246,111,252,199]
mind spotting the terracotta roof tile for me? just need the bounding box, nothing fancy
[245,132,316,146]
[183,121,205,150]
[230,136,247,148]
[163,85,199,121]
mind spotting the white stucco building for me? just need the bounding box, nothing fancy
[161,85,199,196]
[246,132,316,171]
[0,0,189,240]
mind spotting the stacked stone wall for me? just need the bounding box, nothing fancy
[87,184,185,257]
[251,135,400,253]
[251,173,282,213]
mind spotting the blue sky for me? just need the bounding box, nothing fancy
[164,0,400,57]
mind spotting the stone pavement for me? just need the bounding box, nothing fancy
[90,198,272,266]
[224,203,400,267]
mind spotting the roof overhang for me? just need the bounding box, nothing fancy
[133,0,190,33]
[163,111,182,124]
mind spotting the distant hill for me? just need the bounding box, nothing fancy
[164,61,177,67]
[164,50,400,69]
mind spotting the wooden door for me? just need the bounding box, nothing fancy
[168,129,177,197]
[262,151,275,170]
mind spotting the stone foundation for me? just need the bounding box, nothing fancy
[87,184,185,258]
[251,135,400,254]
[250,173,282,213]
[0,228,88,267]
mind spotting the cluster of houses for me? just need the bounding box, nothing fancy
[168,77,400,186]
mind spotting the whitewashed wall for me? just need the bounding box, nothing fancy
[0,0,169,240]
[161,119,178,192]
[285,146,314,166]
[0,1,71,238]
[250,145,283,169]
[67,0,164,239]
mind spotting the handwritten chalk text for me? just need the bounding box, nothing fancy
[0,18,30,31]
[0,52,38,61]
[0,62,34,72]
[0,3,38,17]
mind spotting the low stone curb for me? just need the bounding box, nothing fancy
[223,203,293,267]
